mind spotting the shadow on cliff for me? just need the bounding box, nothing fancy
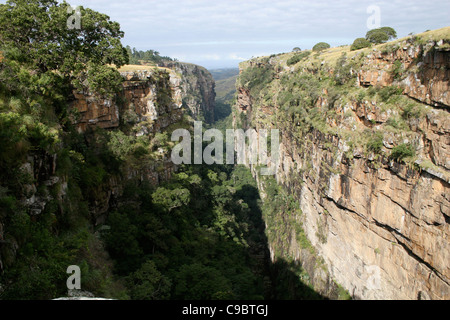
[269,259,324,300]
[233,183,324,300]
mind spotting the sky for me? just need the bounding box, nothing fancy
[3,0,450,69]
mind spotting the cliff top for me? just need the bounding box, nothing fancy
[241,26,450,68]
[118,64,172,73]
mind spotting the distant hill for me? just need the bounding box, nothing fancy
[209,68,240,121]
[209,68,240,81]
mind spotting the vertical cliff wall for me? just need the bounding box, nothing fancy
[159,61,216,123]
[234,28,449,300]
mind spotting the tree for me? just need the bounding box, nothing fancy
[312,42,331,52]
[0,0,129,99]
[292,47,301,52]
[351,38,371,51]
[173,263,234,300]
[366,27,397,44]
[127,261,171,300]
[366,30,389,44]
[152,187,191,213]
[379,27,397,40]
[390,143,415,162]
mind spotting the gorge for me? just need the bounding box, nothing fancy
[0,0,448,301]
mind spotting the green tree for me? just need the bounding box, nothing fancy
[0,0,129,99]
[351,38,371,51]
[292,47,301,52]
[152,187,191,213]
[127,261,171,300]
[312,42,331,52]
[366,27,397,44]
[379,27,397,39]
[173,263,234,300]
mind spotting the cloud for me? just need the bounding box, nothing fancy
[229,54,246,61]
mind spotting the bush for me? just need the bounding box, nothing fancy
[391,60,404,80]
[286,51,311,66]
[239,64,275,95]
[402,103,423,120]
[351,38,371,51]
[378,86,403,102]
[312,42,331,52]
[334,53,354,85]
[367,132,384,154]
[390,143,415,162]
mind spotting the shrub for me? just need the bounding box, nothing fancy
[239,64,274,95]
[391,60,404,80]
[351,38,371,51]
[312,42,331,52]
[402,103,423,120]
[378,86,403,102]
[334,53,354,85]
[286,51,311,66]
[367,132,384,154]
[390,143,415,162]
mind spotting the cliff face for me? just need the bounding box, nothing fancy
[70,62,216,132]
[359,42,449,109]
[235,29,449,300]
[159,61,216,123]
[70,68,184,133]
[1,63,214,255]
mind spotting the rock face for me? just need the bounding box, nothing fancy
[358,42,450,109]
[70,68,184,133]
[70,62,216,132]
[159,61,216,123]
[235,33,449,300]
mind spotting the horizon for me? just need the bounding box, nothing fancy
[1,0,450,68]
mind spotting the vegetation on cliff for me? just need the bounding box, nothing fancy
[0,0,317,301]
[235,26,449,299]
[125,47,176,66]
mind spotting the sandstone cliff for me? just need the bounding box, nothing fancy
[234,27,449,300]
[159,61,216,123]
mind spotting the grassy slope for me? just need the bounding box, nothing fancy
[243,26,450,69]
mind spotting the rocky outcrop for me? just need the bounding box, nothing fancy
[70,62,216,132]
[235,31,450,300]
[358,40,450,109]
[70,68,184,133]
[159,61,216,123]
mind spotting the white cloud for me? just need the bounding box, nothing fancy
[229,54,246,61]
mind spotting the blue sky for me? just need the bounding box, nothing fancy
[3,0,450,69]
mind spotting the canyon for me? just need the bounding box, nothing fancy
[0,17,448,300]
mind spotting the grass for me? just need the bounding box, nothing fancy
[378,26,450,51]
[414,26,450,42]
[117,64,172,73]
[246,26,450,72]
